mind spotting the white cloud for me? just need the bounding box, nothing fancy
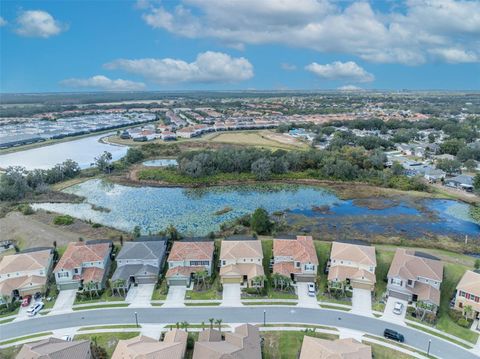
[60,75,146,91]
[138,0,480,65]
[429,48,479,63]
[281,63,297,71]
[338,85,363,91]
[0,17,7,27]
[15,10,65,38]
[306,61,374,83]
[104,51,254,84]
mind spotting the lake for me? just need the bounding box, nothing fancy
[0,134,128,170]
[31,179,480,239]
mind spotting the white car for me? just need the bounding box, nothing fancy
[307,283,316,297]
[393,301,404,315]
[27,302,44,317]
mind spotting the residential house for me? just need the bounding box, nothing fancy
[387,249,443,312]
[16,338,92,359]
[219,237,264,288]
[445,175,474,192]
[327,242,377,291]
[272,235,318,282]
[54,241,112,291]
[111,237,167,289]
[454,270,480,321]
[424,168,446,183]
[193,324,261,359]
[111,331,187,359]
[166,239,215,287]
[299,337,372,359]
[0,248,54,298]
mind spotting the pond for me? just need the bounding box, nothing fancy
[31,179,480,240]
[0,134,128,170]
[142,159,178,167]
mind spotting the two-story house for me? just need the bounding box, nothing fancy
[166,240,215,287]
[387,249,443,311]
[54,241,112,291]
[327,242,377,291]
[219,236,264,288]
[0,248,54,299]
[454,270,480,323]
[111,237,167,290]
[272,235,318,283]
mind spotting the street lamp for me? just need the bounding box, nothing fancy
[427,339,431,355]
[263,310,266,326]
[134,311,139,328]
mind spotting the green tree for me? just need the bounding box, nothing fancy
[133,226,141,238]
[94,151,113,173]
[474,173,480,191]
[251,158,272,180]
[124,148,145,164]
[250,208,272,234]
[436,159,462,175]
[464,159,477,172]
[474,259,480,270]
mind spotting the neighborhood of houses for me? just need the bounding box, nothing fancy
[1,235,479,358]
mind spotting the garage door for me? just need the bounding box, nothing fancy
[295,275,315,283]
[136,276,157,285]
[58,282,80,291]
[222,277,242,284]
[168,278,188,286]
[352,282,373,290]
[388,289,411,301]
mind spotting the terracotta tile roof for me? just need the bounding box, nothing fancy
[54,242,110,271]
[456,270,480,297]
[17,338,91,359]
[273,236,319,265]
[0,249,52,275]
[411,281,441,306]
[0,275,47,296]
[273,262,301,277]
[168,241,214,262]
[80,267,105,283]
[387,249,443,282]
[166,266,205,278]
[220,263,264,279]
[327,265,376,284]
[330,242,376,267]
[299,337,372,359]
[112,332,187,359]
[220,240,263,260]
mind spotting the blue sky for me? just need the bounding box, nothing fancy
[1,0,479,93]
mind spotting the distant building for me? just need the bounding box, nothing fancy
[445,175,474,192]
[16,338,92,359]
[454,270,480,322]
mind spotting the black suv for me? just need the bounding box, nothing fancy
[384,328,405,343]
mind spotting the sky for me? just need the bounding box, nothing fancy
[0,0,479,93]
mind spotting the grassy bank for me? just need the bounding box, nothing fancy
[261,331,339,358]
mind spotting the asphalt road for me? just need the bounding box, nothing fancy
[1,306,477,359]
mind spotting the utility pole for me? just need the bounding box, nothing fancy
[263,310,266,326]
[134,311,139,328]
[427,339,431,356]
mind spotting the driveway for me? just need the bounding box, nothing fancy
[351,288,372,316]
[50,289,76,314]
[381,296,407,325]
[296,283,319,308]
[221,283,242,307]
[163,286,186,307]
[126,284,154,307]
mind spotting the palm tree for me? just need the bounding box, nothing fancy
[209,318,215,329]
[181,321,189,332]
[195,269,209,290]
[215,318,222,332]
[251,275,266,293]
[201,321,205,330]
[464,305,473,319]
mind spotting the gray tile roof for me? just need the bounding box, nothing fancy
[112,264,160,281]
[116,241,166,261]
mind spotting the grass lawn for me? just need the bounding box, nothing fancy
[0,345,21,359]
[243,301,297,306]
[407,323,472,349]
[0,306,19,318]
[74,332,139,358]
[0,332,53,346]
[208,131,306,151]
[78,324,141,331]
[185,276,222,300]
[72,303,129,311]
[320,304,351,311]
[151,280,168,300]
[74,289,125,305]
[374,250,394,300]
[185,302,220,306]
[367,342,416,359]
[261,331,339,359]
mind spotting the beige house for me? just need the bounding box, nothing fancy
[193,324,261,359]
[273,235,319,282]
[219,238,264,287]
[111,331,188,359]
[16,338,91,359]
[327,242,376,291]
[166,240,215,287]
[0,248,54,298]
[454,270,480,321]
[387,249,443,310]
[299,337,372,359]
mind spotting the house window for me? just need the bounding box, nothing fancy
[222,260,226,266]
[305,264,315,271]
[407,279,413,286]
[295,262,301,268]
[391,278,402,286]
[58,272,69,278]
[74,268,79,274]
[190,261,209,266]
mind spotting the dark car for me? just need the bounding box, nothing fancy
[384,328,405,343]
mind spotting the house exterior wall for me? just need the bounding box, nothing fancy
[454,291,480,318]
[168,259,212,275]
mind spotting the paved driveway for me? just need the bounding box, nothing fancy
[164,286,186,307]
[351,288,372,316]
[296,283,319,308]
[221,283,242,307]
[126,284,155,307]
[381,296,407,325]
[50,289,76,314]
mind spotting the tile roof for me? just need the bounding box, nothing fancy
[220,263,264,279]
[273,236,319,265]
[112,264,160,281]
[112,332,187,359]
[327,265,376,284]
[54,242,110,271]
[220,240,263,260]
[330,242,376,267]
[0,275,47,297]
[0,249,52,275]
[80,267,105,283]
[273,262,301,277]
[387,248,443,282]
[17,338,91,359]
[456,270,480,297]
[116,241,166,261]
[168,241,214,262]
[166,266,205,278]
[299,337,372,359]
[411,281,441,306]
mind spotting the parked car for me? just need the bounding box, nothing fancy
[21,295,32,307]
[393,302,404,315]
[384,328,405,343]
[27,302,44,317]
[308,283,316,297]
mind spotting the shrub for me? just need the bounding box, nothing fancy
[458,318,471,328]
[18,204,34,215]
[448,309,463,322]
[53,215,74,225]
[92,223,103,228]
